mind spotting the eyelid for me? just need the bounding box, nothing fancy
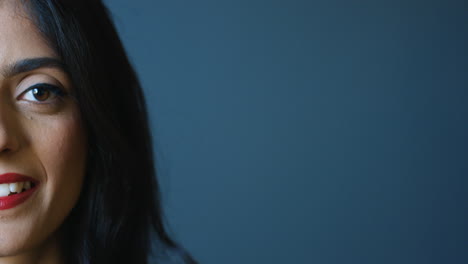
[18,83,67,103]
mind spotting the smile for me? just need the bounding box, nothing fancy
[0,181,35,197]
[0,173,40,210]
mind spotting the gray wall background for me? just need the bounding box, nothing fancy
[103,0,467,263]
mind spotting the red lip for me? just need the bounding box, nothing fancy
[0,173,40,210]
[0,173,39,185]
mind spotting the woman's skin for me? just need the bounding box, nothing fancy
[0,1,87,264]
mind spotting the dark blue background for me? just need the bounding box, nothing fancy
[103,0,467,263]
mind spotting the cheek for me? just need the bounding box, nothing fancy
[39,118,86,178]
[29,110,87,218]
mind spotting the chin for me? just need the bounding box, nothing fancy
[0,226,44,258]
[0,239,31,258]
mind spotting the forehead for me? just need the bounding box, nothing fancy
[0,1,56,67]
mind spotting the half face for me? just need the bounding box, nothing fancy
[0,0,87,259]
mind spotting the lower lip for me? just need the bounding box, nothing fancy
[0,184,39,210]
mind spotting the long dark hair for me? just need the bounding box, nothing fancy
[20,0,196,263]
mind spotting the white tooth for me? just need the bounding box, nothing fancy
[9,182,19,193]
[17,182,24,193]
[0,184,10,197]
[24,181,31,190]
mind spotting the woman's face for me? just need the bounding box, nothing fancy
[0,1,87,260]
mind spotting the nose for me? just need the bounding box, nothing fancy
[0,132,18,154]
[0,112,20,154]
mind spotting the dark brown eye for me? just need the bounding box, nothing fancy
[20,83,67,103]
[32,88,51,101]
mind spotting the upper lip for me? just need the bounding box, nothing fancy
[0,173,39,185]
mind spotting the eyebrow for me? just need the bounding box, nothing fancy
[1,57,68,78]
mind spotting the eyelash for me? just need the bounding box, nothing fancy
[21,83,67,103]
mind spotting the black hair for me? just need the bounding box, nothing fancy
[20,0,197,263]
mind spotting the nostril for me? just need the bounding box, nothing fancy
[1,148,12,153]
